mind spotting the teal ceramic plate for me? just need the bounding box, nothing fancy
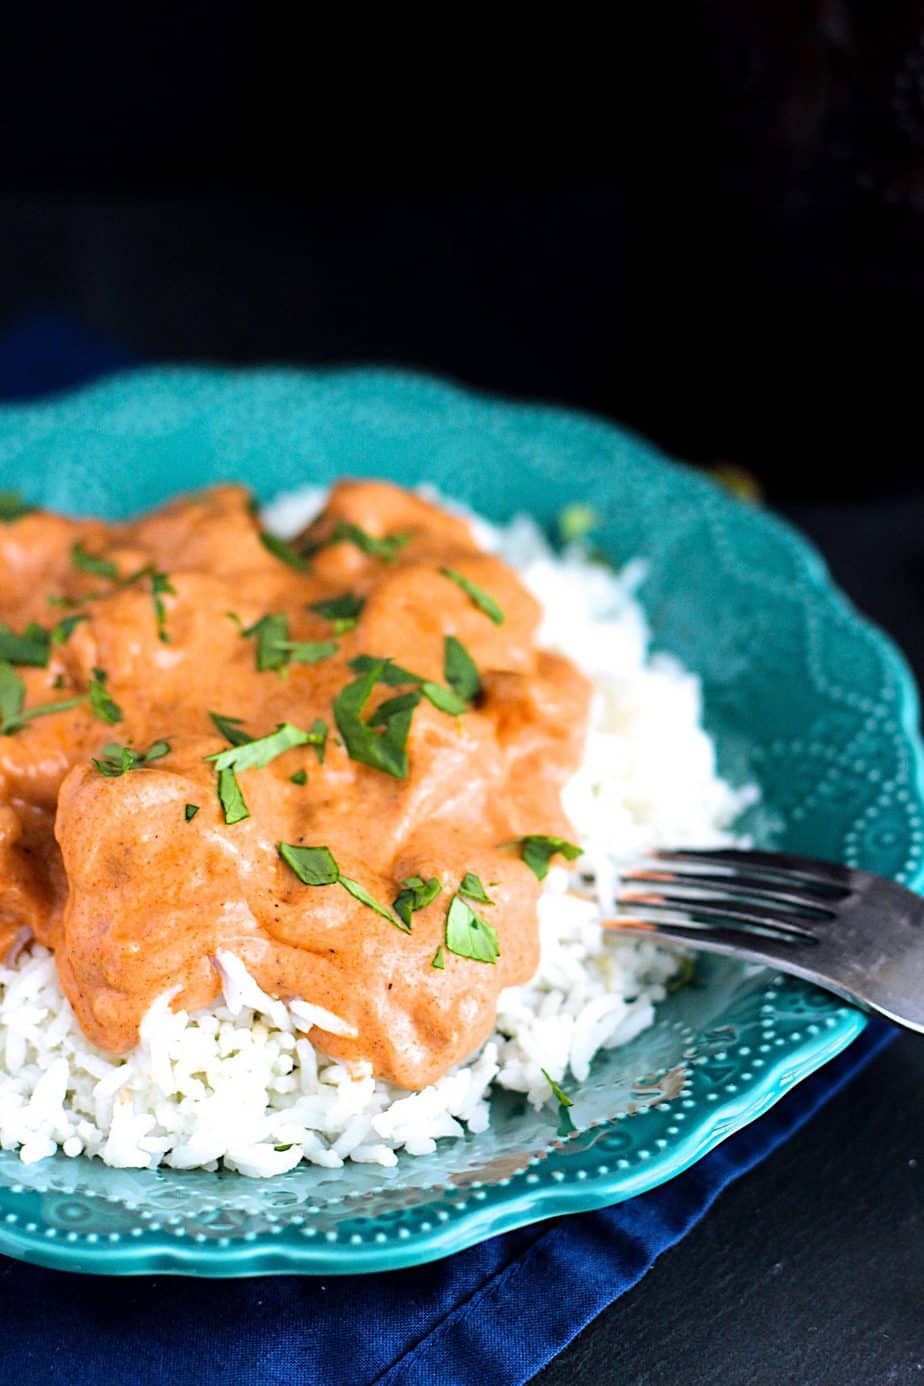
[0,368,921,1276]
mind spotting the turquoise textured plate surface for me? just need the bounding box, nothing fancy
[0,367,921,1277]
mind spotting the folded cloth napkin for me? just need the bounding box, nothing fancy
[0,315,895,1385]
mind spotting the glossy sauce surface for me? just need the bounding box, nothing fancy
[0,483,590,1087]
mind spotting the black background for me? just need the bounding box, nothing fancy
[0,5,922,1382]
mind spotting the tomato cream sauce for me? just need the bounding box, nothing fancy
[0,482,590,1087]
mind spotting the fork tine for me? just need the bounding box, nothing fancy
[603,915,816,970]
[622,867,840,917]
[654,847,854,892]
[615,894,819,940]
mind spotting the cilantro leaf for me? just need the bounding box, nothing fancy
[209,711,252,746]
[72,541,119,580]
[431,946,445,970]
[516,835,583,881]
[184,803,200,821]
[443,635,481,702]
[150,571,175,643]
[277,639,339,665]
[349,655,468,717]
[243,613,290,672]
[392,874,441,930]
[0,663,25,733]
[0,622,51,667]
[259,532,312,571]
[51,614,88,645]
[217,766,249,824]
[289,768,307,785]
[206,721,314,774]
[278,842,340,885]
[279,842,401,925]
[540,1068,574,1108]
[439,567,504,625]
[329,520,411,562]
[459,872,494,905]
[92,739,171,776]
[87,667,123,725]
[333,660,413,778]
[0,491,35,524]
[309,591,365,633]
[444,892,500,964]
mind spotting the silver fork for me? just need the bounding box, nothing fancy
[609,847,924,1033]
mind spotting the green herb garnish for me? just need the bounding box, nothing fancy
[71,541,118,580]
[557,503,599,545]
[243,613,290,673]
[515,835,583,881]
[431,946,445,970]
[184,803,200,821]
[439,567,504,625]
[348,655,468,717]
[259,531,312,572]
[0,662,86,735]
[459,872,494,905]
[217,766,249,824]
[92,739,170,776]
[392,874,441,930]
[209,711,251,746]
[0,622,51,667]
[277,639,339,665]
[150,571,175,643]
[0,491,35,524]
[206,721,315,775]
[289,768,307,785]
[87,667,123,725]
[329,520,411,563]
[444,892,500,964]
[278,842,400,926]
[333,660,414,778]
[540,1068,574,1108]
[51,613,88,645]
[443,635,481,702]
[309,591,365,634]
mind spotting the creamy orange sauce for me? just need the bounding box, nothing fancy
[0,482,590,1088]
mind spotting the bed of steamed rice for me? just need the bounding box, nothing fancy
[0,489,757,1177]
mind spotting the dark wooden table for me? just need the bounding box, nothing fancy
[0,195,921,1384]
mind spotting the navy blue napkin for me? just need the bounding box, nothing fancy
[0,315,895,1385]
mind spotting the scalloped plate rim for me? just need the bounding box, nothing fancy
[0,364,920,1277]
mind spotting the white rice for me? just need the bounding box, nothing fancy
[0,487,756,1177]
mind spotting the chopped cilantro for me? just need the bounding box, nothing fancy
[541,1068,574,1108]
[333,660,414,778]
[431,946,445,970]
[184,803,200,821]
[392,874,441,930]
[329,520,411,563]
[309,591,365,633]
[459,872,494,905]
[51,613,88,645]
[289,768,308,785]
[92,739,170,777]
[87,667,123,725]
[278,841,400,926]
[515,835,583,881]
[243,613,290,672]
[277,639,339,665]
[348,655,468,717]
[444,892,500,964]
[71,541,118,580]
[0,622,51,667]
[150,571,175,643]
[0,491,35,524]
[443,635,481,702]
[0,661,86,735]
[217,766,249,824]
[439,567,504,625]
[259,531,312,571]
[209,711,251,746]
[206,721,315,775]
